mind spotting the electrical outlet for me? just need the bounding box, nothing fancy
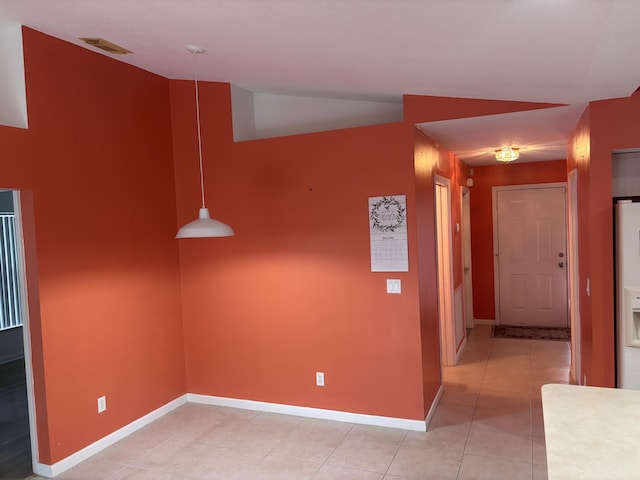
[97,396,107,413]
[316,372,325,387]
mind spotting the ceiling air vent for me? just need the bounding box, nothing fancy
[79,38,132,54]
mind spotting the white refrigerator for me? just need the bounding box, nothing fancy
[616,200,640,389]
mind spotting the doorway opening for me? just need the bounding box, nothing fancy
[435,175,464,366]
[0,190,36,479]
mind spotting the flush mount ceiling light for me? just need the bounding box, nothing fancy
[176,45,234,239]
[495,147,519,163]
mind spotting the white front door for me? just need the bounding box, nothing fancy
[495,185,568,327]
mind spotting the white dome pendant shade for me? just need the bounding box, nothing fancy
[176,208,234,238]
[176,45,235,239]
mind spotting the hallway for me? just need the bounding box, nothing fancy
[30,325,568,480]
[438,324,569,479]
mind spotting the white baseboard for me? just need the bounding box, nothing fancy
[455,336,467,364]
[36,393,427,477]
[35,395,187,478]
[187,393,426,432]
[473,319,495,325]
[424,385,444,429]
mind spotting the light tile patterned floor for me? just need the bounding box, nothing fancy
[31,325,570,480]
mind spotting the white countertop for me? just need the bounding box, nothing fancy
[542,383,640,479]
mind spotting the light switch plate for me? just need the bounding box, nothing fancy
[386,279,401,294]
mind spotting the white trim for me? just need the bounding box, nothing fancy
[12,191,40,476]
[491,182,567,325]
[435,175,456,366]
[34,392,426,477]
[454,284,465,354]
[455,336,468,364]
[567,169,581,384]
[424,385,444,429]
[187,394,426,432]
[36,395,187,478]
[461,186,474,329]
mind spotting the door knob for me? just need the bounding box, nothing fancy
[559,262,565,268]
[559,252,565,258]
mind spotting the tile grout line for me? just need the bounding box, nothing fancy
[308,421,356,479]
[380,429,409,479]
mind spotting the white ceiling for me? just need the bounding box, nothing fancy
[1,0,639,164]
[417,104,587,166]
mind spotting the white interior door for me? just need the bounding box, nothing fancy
[494,185,568,327]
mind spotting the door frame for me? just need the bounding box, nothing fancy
[492,182,568,325]
[567,170,581,384]
[461,186,474,329]
[435,175,457,366]
[13,190,40,474]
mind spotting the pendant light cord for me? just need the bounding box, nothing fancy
[192,51,206,210]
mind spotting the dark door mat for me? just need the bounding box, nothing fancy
[492,325,570,341]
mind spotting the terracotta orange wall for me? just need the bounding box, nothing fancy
[3,26,592,465]
[403,95,562,124]
[167,87,566,422]
[567,107,592,385]
[469,161,567,320]
[567,91,640,387]
[413,128,468,404]
[0,29,186,463]
[171,80,428,420]
[451,154,468,289]
[171,86,487,422]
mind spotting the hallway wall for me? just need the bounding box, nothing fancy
[567,90,640,387]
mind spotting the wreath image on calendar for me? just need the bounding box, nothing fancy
[370,196,406,233]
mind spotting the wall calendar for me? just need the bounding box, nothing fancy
[368,195,408,272]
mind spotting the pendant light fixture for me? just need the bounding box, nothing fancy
[176,45,234,239]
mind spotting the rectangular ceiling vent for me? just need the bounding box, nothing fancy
[79,38,132,54]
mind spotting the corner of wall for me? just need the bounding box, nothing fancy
[0,23,28,129]
[230,84,256,142]
[231,88,403,140]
